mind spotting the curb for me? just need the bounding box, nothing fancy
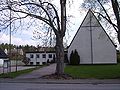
[1,78,120,84]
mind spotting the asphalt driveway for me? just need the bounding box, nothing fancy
[15,64,56,79]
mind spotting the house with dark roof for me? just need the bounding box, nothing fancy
[25,50,68,65]
[0,48,9,67]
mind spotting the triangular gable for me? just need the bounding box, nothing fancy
[68,9,117,64]
[69,9,116,48]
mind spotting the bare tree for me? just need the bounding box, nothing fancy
[0,0,67,75]
[82,0,120,44]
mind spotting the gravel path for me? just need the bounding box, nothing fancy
[15,64,56,79]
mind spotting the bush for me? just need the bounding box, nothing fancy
[22,57,30,65]
[50,60,55,64]
[70,49,80,65]
[47,59,49,63]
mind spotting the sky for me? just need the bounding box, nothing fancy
[0,0,86,46]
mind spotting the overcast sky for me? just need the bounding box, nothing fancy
[0,0,87,46]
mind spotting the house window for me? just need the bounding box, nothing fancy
[53,54,56,61]
[30,62,33,65]
[42,62,46,65]
[48,54,52,58]
[30,54,34,58]
[42,54,46,58]
[36,62,40,65]
[36,54,39,58]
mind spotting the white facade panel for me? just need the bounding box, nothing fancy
[92,27,117,64]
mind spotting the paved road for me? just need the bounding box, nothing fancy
[0,66,35,74]
[15,64,56,79]
[1,63,120,90]
[0,83,120,90]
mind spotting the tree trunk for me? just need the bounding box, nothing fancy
[111,0,120,44]
[55,35,64,75]
[54,0,66,75]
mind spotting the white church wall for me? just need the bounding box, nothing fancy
[92,27,117,64]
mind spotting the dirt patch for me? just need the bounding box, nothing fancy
[41,73,74,80]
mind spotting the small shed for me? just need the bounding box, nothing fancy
[68,10,117,64]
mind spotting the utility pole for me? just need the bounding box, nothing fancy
[7,0,12,73]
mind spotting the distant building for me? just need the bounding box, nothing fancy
[26,51,56,65]
[25,50,68,65]
[5,48,24,56]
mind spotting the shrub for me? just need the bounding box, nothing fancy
[22,57,30,65]
[70,49,80,65]
[74,49,80,65]
[47,59,49,63]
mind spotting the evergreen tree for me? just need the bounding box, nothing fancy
[70,50,80,65]
[74,49,80,65]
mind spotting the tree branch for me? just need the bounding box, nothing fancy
[111,0,120,28]
[20,2,59,34]
[42,2,60,31]
[94,11,118,32]
[97,0,119,32]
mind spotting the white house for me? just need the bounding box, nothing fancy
[26,51,56,65]
[68,10,117,64]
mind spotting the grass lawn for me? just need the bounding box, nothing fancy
[0,66,42,78]
[64,64,120,79]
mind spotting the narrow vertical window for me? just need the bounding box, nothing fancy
[42,54,46,58]
[48,54,52,58]
[30,54,34,58]
[36,54,39,58]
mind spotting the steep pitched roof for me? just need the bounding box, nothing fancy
[69,9,116,48]
[0,48,8,59]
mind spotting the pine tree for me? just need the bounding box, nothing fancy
[70,50,80,65]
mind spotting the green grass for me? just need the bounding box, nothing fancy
[0,66,42,78]
[64,64,120,79]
